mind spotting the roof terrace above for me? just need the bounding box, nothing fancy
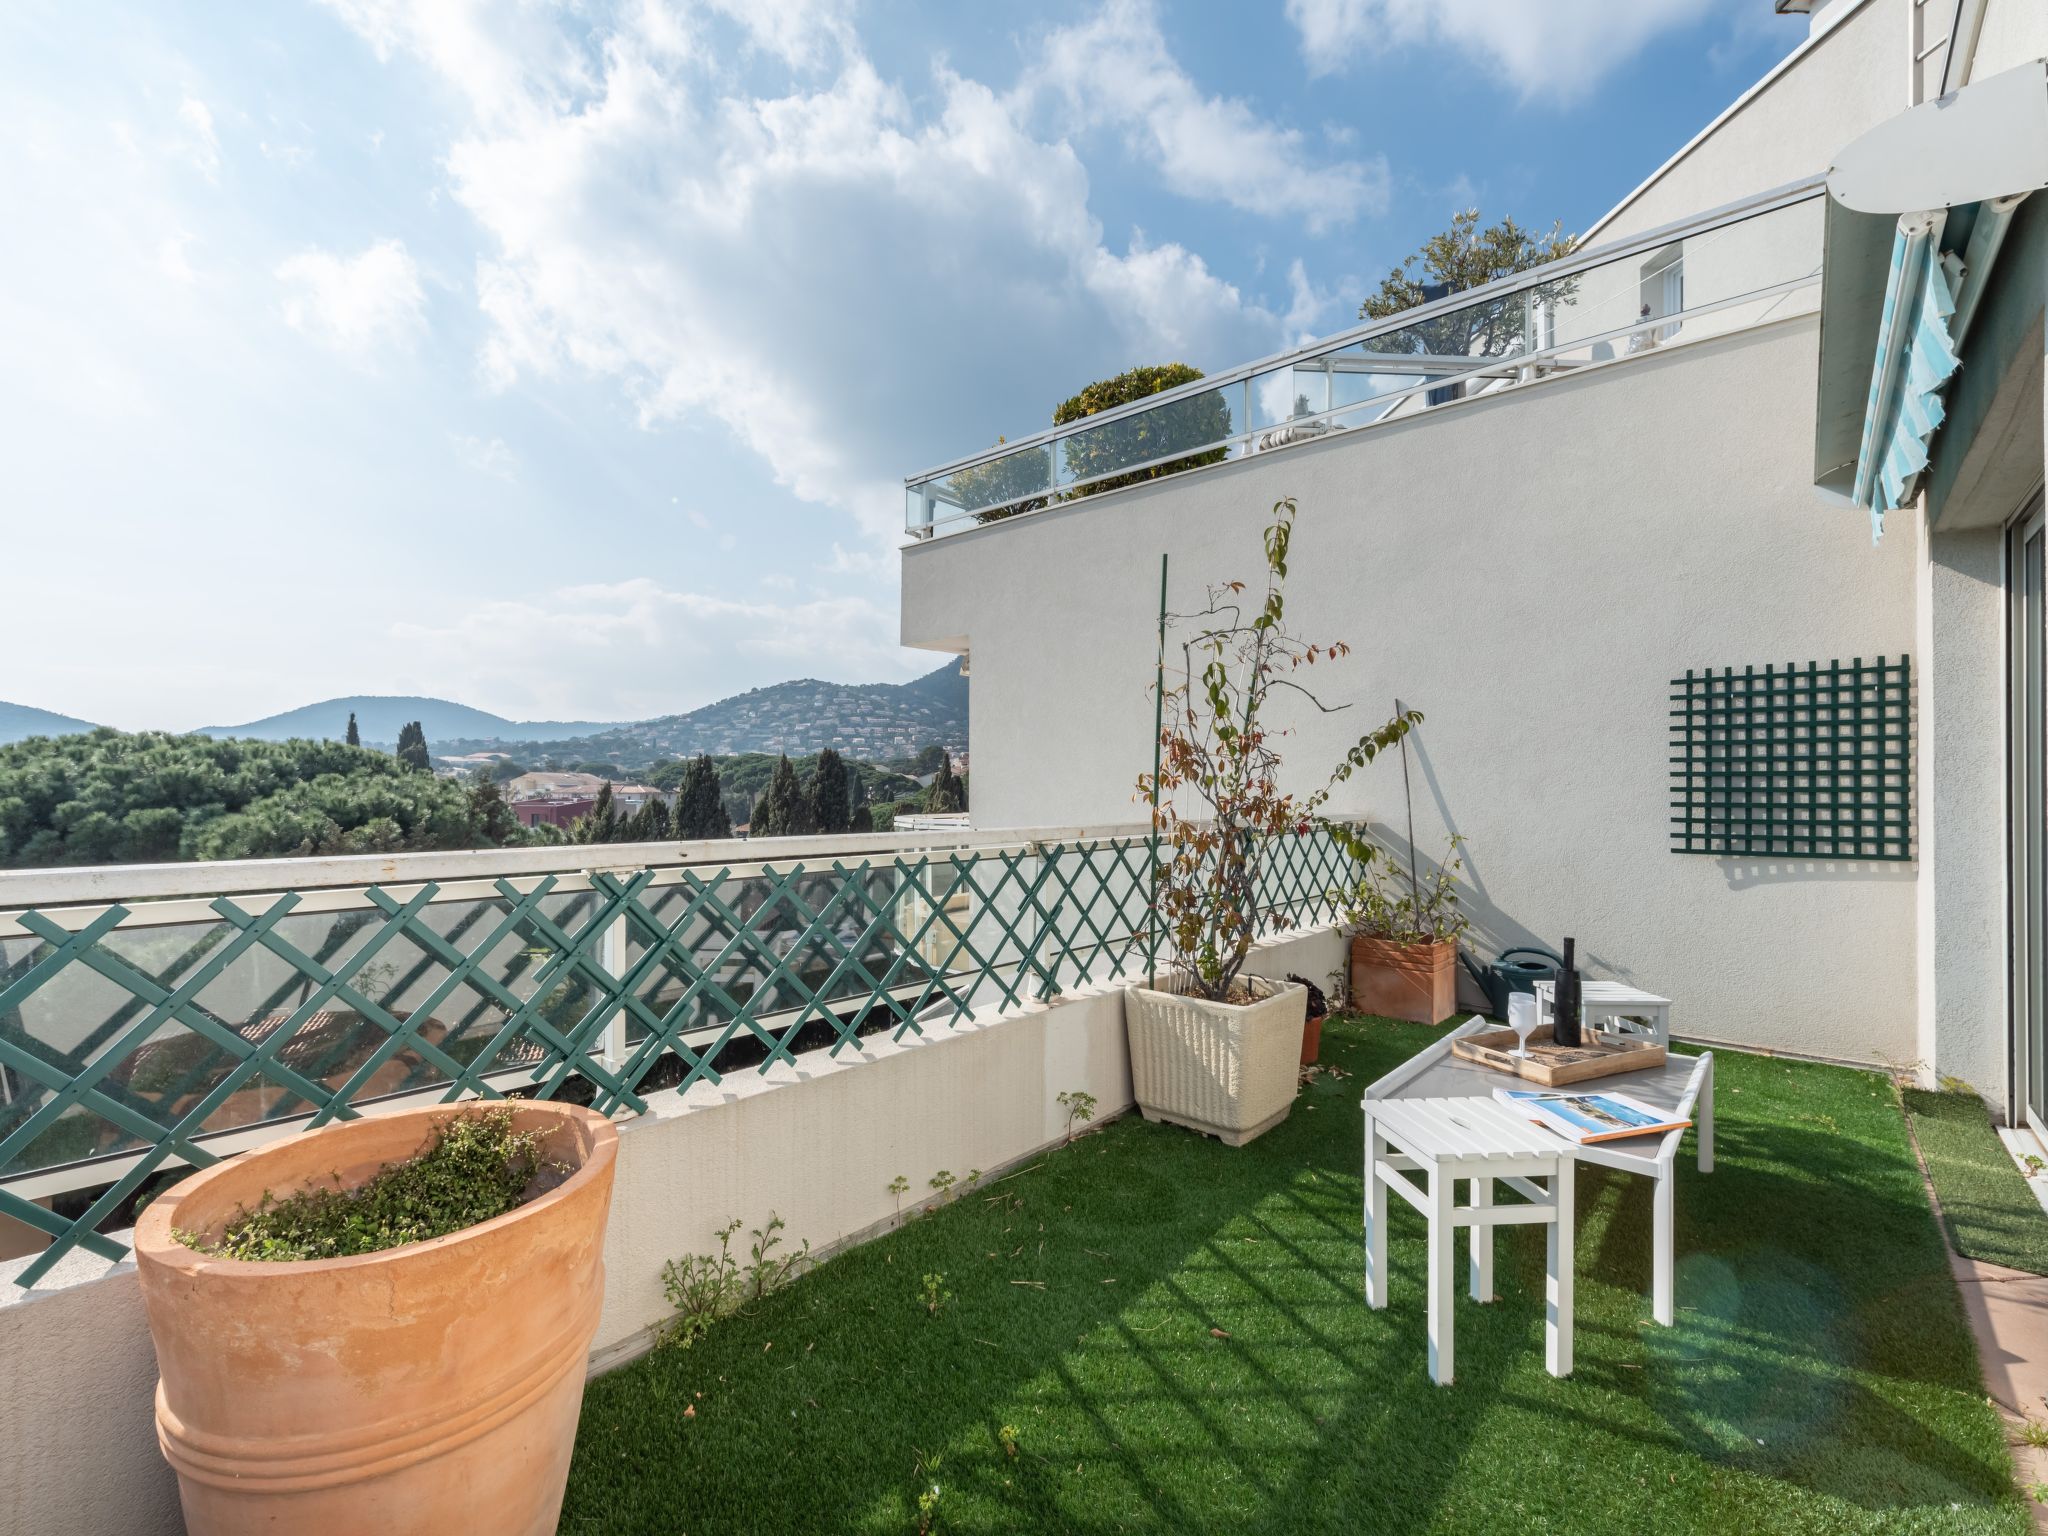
[904,177,1826,540]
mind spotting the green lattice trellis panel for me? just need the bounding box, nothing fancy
[1668,656,1912,860]
[0,826,1355,1286]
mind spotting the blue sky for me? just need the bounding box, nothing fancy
[0,0,1799,732]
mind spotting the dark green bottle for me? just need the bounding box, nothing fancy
[1553,937,1582,1048]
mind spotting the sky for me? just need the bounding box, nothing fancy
[0,0,1802,732]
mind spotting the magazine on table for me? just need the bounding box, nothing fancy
[1493,1087,1690,1145]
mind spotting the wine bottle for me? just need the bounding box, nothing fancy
[1552,938,1582,1048]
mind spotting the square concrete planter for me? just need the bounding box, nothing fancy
[1125,975,1306,1146]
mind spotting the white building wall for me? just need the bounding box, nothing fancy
[1967,0,2048,78]
[1920,523,2014,1107]
[903,318,1921,1068]
[1588,0,1908,245]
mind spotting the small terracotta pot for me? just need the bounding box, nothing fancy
[1349,936,1458,1025]
[134,1101,618,1536]
[1300,1010,1325,1065]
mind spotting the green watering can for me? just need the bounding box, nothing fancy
[1459,945,1565,1019]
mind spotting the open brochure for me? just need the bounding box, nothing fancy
[1493,1087,1691,1145]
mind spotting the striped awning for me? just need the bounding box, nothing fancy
[1851,216,1961,543]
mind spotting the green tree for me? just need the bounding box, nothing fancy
[752,754,808,837]
[0,729,540,868]
[1357,209,1579,366]
[467,772,522,845]
[673,755,730,839]
[808,747,851,835]
[925,755,965,815]
[849,804,874,833]
[345,712,360,748]
[972,363,1229,523]
[621,793,671,842]
[573,782,619,844]
[395,721,430,773]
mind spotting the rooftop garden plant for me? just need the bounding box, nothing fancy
[1137,497,1419,1004]
[176,1105,564,1262]
[1340,833,1470,946]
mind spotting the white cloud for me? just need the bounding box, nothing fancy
[158,232,196,284]
[275,237,426,356]
[176,95,219,177]
[315,3,1286,563]
[390,576,921,718]
[1025,0,1386,230]
[452,432,517,479]
[1286,0,1719,103]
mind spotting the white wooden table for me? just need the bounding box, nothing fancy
[1363,1017,1713,1326]
[1364,1095,1576,1385]
[1533,979,1674,1045]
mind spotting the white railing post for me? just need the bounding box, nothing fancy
[601,904,628,1074]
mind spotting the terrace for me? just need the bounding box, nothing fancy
[1,821,2043,1534]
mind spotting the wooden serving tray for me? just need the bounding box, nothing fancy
[1450,1025,1666,1086]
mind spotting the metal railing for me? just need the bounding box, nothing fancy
[905,177,1827,537]
[0,823,1357,1286]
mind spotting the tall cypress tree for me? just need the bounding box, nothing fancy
[925,754,965,814]
[675,754,730,839]
[345,711,360,748]
[575,781,618,844]
[753,754,805,837]
[809,747,851,834]
[395,721,429,772]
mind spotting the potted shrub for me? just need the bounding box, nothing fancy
[1131,497,1419,1144]
[1342,835,1469,1025]
[134,1101,617,1536]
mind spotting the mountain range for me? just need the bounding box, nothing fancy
[198,697,608,747]
[0,663,968,763]
[0,701,99,745]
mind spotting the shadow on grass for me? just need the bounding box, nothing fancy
[560,1018,2025,1535]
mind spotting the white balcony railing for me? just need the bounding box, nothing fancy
[904,177,1827,538]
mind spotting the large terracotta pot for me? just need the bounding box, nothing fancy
[1125,975,1305,1146]
[1349,936,1458,1025]
[134,1101,618,1536]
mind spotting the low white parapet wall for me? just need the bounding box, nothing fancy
[0,924,1344,1536]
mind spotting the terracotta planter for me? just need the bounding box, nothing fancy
[134,1101,618,1536]
[1300,1009,1325,1066]
[1125,975,1305,1146]
[1349,936,1458,1025]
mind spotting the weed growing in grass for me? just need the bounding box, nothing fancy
[928,1170,957,1208]
[920,1272,951,1316]
[659,1219,744,1350]
[997,1424,1019,1459]
[660,1212,807,1349]
[2025,1154,2046,1178]
[746,1214,809,1301]
[1056,1090,1097,1144]
[912,1449,944,1533]
[889,1174,910,1219]
[2020,1419,2048,1449]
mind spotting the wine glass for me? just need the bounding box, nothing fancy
[1507,992,1538,1059]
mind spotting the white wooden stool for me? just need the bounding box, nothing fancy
[1535,979,1673,1045]
[1363,1095,1576,1385]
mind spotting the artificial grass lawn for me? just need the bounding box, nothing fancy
[561,1017,2025,1535]
[1904,1087,2048,1277]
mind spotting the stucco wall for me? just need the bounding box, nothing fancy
[1921,524,2013,1107]
[0,924,1342,1536]
[1590,0,1905,245]
[903,319,1921,1068]
[1969,0,2048,80]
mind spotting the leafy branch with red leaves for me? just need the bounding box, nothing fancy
[1138,498,1422,1003]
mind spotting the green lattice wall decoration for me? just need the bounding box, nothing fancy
[0,826,1354,1287]
[1668,656,1912,860]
